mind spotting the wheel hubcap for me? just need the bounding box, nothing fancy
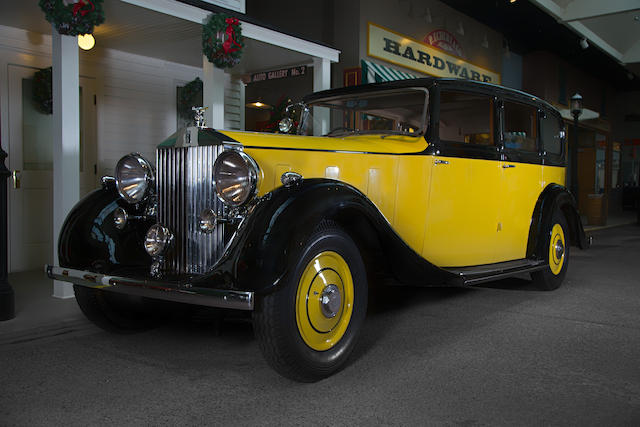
[295,251,354,351]
[555,240,565,260]
[549,223,566,276]
[320,284,341,318]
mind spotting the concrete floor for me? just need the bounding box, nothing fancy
[1,224,639,425]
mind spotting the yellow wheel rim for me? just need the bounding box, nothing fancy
[295,251,354,351]
[549,224,565,276]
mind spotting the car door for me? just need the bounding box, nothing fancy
[497,99,544,261]
[423,89,502,267]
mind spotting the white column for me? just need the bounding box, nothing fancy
[313,57,331,135]
[52,29,80,299]
[203,56,225,129]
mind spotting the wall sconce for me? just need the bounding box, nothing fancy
[579,38,589,49]
[246,98,272,109]
[457,21,465,36]
[481,34,489,49]
[78,34,95,50]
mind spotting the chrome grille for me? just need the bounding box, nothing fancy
[156,145,225,274]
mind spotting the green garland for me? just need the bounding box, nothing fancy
[39,0,105,36]
[33,67,53,115]
[202,13,244,69]
[177,77,203,123]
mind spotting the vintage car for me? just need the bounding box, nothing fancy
[47,77,589,382]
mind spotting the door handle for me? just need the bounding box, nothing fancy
[434,159,449,165]
[502,164,516,169]
[11,170,21,189]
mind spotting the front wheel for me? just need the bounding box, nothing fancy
[74,285,164,333]
[252,223,368,382]
[532,210,570,291]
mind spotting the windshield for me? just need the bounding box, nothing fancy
[297,88,429,137]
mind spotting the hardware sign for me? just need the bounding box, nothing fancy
[368,23,501,84]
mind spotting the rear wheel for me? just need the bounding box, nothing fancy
[532,210,570,291]
[252,223,368,382]
[74,285,163,333]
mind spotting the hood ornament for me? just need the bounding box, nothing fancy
[192,106,208,129]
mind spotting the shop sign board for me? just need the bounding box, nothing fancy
[368,22,501,84]
[251,66,307,83]
[424,29,464,58]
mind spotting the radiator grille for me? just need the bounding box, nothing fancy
[156,146,225,274]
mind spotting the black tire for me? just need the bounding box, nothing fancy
[74,285,163,333]
[252,222,368,382]
[532,210,570,291]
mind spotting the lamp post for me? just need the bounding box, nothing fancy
[0,144,14,321]
[570,93,583,200]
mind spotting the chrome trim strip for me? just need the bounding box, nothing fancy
[46,265,254,311]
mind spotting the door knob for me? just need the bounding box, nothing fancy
[11,170,20,189]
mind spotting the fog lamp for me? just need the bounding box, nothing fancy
[144,224,173,257]
[113,207,128,230]
[199,209,217,233]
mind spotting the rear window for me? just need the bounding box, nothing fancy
[540,111,563,155]
[503,101,537,152]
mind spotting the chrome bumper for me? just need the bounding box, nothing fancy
[46,265,254,311]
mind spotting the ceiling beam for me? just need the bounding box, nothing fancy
[562,0,640,22]
[530,0,627,63]
[623,40,640,63]
[119,0,340,62]
[566,20,625,62]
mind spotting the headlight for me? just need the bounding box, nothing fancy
[213,150,259,207]
[115,153,154,204]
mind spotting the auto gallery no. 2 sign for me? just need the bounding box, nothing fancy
[367,22,501,84]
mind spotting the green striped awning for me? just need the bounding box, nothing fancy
[361,59,417,83]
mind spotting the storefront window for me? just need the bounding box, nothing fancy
[612,142,621,189]
[595,133,606,194]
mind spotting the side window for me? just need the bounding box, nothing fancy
[503,101,537,152]
[439,91,494,146]
[540,111,563,155]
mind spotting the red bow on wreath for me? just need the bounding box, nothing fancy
[222,17,242,54]
[71,0,95,17]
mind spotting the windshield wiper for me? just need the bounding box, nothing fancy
[374,130,423,139]
[324,127,360,137]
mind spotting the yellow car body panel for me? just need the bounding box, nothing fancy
[220,131,568,269]
[423,156,502,266]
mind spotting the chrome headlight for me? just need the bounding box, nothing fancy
[115,153,154,204]
[213,150,259,207]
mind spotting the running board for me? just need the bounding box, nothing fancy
[443,259,547,286]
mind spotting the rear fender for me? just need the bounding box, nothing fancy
[527,184,589,260]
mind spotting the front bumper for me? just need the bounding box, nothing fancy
[46,265,254,310]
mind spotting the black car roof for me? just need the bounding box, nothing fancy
[303,77,560,117]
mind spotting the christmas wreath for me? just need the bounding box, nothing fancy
[33,67,53,115]
[177,77,203,123]
[39,0,105,36]
[202,13,244,69]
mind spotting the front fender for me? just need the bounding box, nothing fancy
[192,179,460,293]
[58,182,152,272]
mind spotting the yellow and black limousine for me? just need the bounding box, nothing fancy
[47,77,588,382]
